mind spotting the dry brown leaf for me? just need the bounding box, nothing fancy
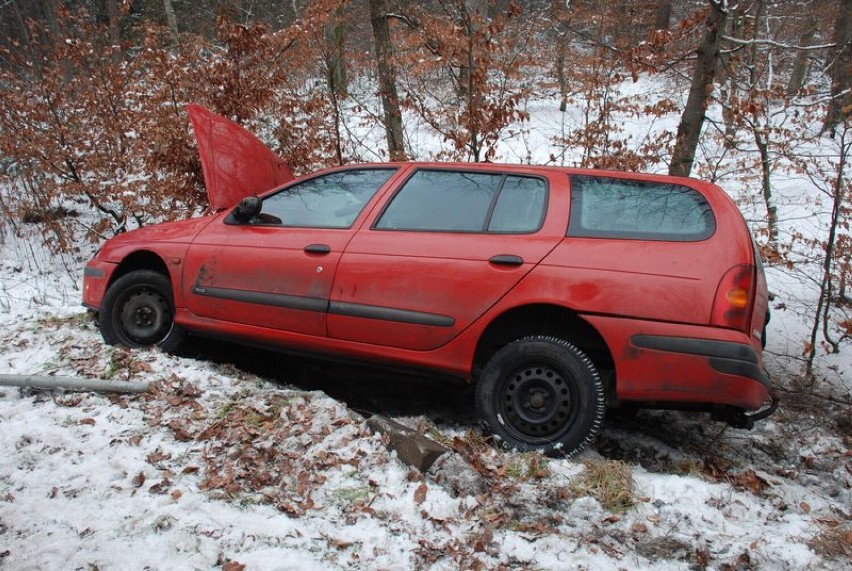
[733,469,770,495]
[414,483,428,505]
[146,449,172,464]
[131,472,146,488]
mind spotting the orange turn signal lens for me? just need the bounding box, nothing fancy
[725,287,749,308]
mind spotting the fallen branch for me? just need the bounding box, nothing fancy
[0,374,150,394]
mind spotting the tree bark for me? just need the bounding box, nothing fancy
[719,3,743,146]
[654,0,672,31]
[325,8,348,97]
[669,1,727,178]
[551,0,570,112]
[369,0,407,160]
[753,129,779,249]
[823,0,852,135]
[107,0,121,46]
[786,14,817,95]
[163,0,179,44]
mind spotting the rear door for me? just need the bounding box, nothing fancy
[328,168,564,350]
[183,168,397,336]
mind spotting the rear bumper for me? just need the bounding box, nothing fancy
[584,314,775,415]
[631,335,768,386]
[618,332,773,414]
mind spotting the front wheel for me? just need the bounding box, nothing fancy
[475,336,605,457]
[99,270,186,352]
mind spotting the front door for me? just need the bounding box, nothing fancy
[183,168,398,336]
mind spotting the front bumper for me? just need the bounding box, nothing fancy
[82,260,117,310]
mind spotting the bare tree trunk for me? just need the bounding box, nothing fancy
[654,0,672,30]
[369,0,407,160]
[163,0,179,44]
[107,0,121,45]
[720,3,743,147]
[805,126,850,380]
[787,14,817,95]
[325,8,348,98]
[753,130,779,249]
[551,0,570,112]
[823,0,852,135]
[669,0,727,178]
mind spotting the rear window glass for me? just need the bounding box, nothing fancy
[375,170,546,233]
[567,175,715,241]
[488,176,547,232]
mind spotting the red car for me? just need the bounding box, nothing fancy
[83,105,776,456]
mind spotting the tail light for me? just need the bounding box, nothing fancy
[711,264,754,331]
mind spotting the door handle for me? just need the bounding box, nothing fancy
[304,244,331,254]
[489,254,524,266]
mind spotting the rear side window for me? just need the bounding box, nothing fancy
[375,170,547,233]
[568,175,715,241]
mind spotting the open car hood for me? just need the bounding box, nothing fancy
[187,104,294,211]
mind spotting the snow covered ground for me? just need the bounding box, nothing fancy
[1,84,850,569]
[0,232,849,571]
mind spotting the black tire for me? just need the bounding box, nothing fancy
[99,270,186,352]
[475,336,605,457]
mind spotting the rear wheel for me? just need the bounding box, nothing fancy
[99,270,185,352]
[475,336,605,457]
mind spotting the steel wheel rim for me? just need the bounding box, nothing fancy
[498,362,578,443]
[117,287,173,345]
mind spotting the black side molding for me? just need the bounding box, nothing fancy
[191,286,328,313]
[190,285,455,327]
[632,335,758,363]
[329,301,455,327]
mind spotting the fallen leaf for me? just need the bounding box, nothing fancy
[131,472,146,488]
[328,537,354,549]
[414,483,428,505]
[473,528,493,552]
[733,469,770,495]
[146,449,172,464]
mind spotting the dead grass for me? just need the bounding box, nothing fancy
[570,459,635,513]
[808,523,852,560]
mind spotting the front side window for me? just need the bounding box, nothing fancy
[375,170,547,233]
[567,175,715,241]
[257,168,396,228]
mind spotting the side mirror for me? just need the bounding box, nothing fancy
[231,195,262,223]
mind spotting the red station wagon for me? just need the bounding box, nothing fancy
[83,105,777,456]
